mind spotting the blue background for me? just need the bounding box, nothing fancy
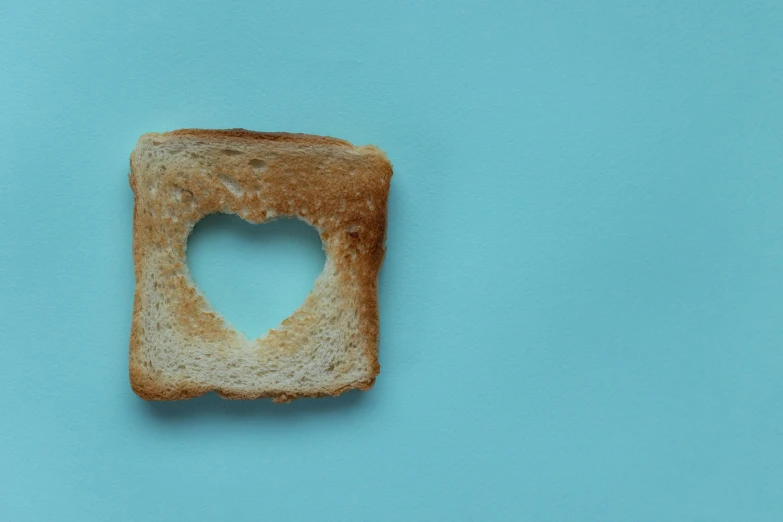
[1,1,782,520]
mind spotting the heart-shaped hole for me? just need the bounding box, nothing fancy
[187,214,326,340]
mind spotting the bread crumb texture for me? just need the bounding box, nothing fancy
[128,129,392,402]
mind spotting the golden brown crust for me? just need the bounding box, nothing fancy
[169,128,353,147]
[129,129,392,402]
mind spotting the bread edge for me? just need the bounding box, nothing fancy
[130,361,377,403]
[167,128,355,147]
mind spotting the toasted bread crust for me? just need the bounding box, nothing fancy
[129,129,392,401]
[169,128,354,147]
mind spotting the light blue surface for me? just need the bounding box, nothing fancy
[1,1,782,520]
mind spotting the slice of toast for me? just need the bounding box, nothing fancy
[128,129,392,402]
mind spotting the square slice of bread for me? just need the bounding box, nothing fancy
[129,129,392,402]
